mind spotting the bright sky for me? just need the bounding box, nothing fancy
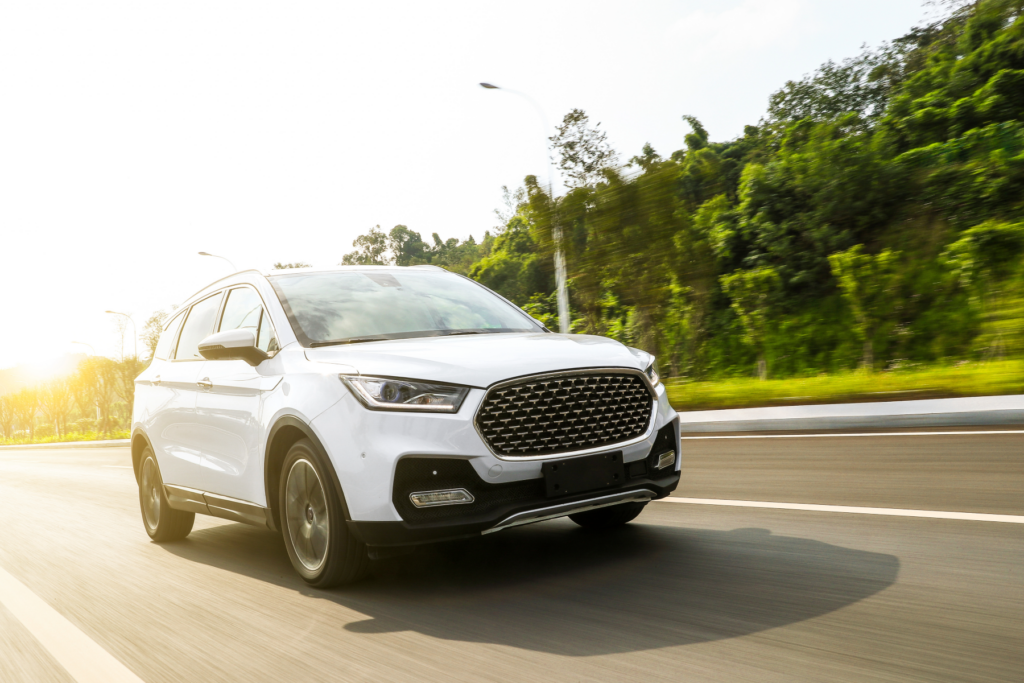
[1,0,930,369]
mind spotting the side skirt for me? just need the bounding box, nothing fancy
[164,485,272,529]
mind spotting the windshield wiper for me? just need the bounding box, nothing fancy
[440,329,518,336]
[310,336,392,347]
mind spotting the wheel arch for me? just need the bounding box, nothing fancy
[264,416,353,533]
[130,429,154,484]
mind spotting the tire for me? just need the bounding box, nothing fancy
[139,448,195,542]
[569,501,647,529]
[279,439,369,588]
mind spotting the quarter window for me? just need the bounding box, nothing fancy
[154,312,184,360]
[174,293,224,361]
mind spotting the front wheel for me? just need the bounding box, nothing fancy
[138,448,194,542]
[279,439,369,587]
[569,501,647,529]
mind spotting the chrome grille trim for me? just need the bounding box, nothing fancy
[473,368,657,461]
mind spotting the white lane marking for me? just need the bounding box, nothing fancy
[0,566,144,683]
[680,430,1024,440]
[658,497,1024,523]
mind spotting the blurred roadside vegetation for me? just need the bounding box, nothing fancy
[667,360,1024,411]
[4,1,1024,444]
[0,356,145,446]
[341,0,1024,403]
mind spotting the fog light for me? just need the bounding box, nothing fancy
[655,450,675,470]
[409,489,475,508]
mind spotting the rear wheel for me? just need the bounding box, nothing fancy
[279,439,369,587]
[569,501,647,529]
[139,448,194,541]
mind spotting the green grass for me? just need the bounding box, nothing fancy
[666,360,1024,411]
[0,429,131,447]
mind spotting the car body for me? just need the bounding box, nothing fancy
[132,265,680,585]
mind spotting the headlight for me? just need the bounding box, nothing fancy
[644,359,661,387]
[341,375,469,413]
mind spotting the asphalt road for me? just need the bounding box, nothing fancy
[0,433,1021,683]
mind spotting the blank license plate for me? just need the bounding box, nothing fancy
[541,451,625,498]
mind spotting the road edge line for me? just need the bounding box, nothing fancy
[0,565,144,683]
[657,497,1024,523]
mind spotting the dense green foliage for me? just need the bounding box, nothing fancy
[344,1,1024,380]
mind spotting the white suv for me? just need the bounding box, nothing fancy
[132,266,680,587]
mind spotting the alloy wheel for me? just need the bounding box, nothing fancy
[285,458,330,572]
[140,457,161,531]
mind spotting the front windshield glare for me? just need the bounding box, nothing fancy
[270,270,541,345]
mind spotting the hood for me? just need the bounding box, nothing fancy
[303,333,649,387]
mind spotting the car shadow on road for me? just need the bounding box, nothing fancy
[160,518,899,656]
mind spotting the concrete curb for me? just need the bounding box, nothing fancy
[0,439,130,450]
[678,394,1024,432]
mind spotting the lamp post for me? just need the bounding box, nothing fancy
[70,341,96,355]
[198,251,238,272]
[479,82,570,334]
[104,311,137,360]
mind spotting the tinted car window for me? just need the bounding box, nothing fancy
[219,287,278,354]
[270,270,539,345]
[154,312,184,360]
[174,293,223,360]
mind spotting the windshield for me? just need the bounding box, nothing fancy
[269,269,543,346]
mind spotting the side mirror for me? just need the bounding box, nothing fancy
[198,329,269,366]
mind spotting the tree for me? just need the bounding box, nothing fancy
[71,358,119,434]
[0,395,14,440]
[388,226,430,266]
[628,143,661,173]
[11,388,39,439]
[828,245,903,370]
[720,267,782,380]
[341,226,390,265]
[39,380,73,438]
[549,109,618,189]
[943,220,1024,356]
[141,311,168,361]
[113,357,145,414]
[493,185,527,233]
[273,262,311,270]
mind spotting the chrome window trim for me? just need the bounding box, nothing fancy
[472,367,658,462]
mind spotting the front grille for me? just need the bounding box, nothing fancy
[475,371,655,457]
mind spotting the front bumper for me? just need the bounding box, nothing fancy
[349,418,680,547]
[310,375,680,542]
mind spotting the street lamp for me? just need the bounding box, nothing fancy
[198,251,238,272]
[479,82,570,334]
[105,311,137,360]
[70,341,96,355]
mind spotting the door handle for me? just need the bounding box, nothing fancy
[152,375,161,386]
[197,378,213,390]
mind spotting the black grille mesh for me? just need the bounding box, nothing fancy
[476,372,654,457]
